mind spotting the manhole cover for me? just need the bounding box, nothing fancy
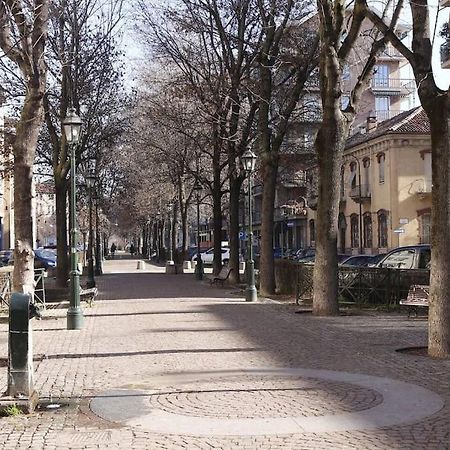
[0,358,7,367]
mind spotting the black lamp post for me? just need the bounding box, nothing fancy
[94,190,103,276]
[63,108,84,330]
[193,178,204,280]
[85,165,96,288]
[241,148,257,302]
[165,202,174,272]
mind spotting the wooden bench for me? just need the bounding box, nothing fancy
[400,285,429,317]
[80,287,98,306]
[210,266,233,286]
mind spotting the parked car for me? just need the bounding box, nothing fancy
[192,247,230,265]
[8,248,57,270]
[340,254,379,267]
[375,245,430,269]
[0,249,13,265]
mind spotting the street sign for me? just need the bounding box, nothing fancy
[393,228,405,233]
[287,222,295,227]
[239,231,248,240]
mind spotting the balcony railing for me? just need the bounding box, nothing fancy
[350,184,371,202]
[441,40,450,69]
[375,110,408,122]
[377,45,404,59]
[413,179,432,196]
[371,78,415,94]
[307,194,318,210]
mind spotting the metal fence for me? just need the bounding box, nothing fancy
[295,263,430,306]
[0,268,47,310]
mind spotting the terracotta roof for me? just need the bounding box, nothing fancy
[345,107,430,149]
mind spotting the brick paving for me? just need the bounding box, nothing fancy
[0,257,449,449]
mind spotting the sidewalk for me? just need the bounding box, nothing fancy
[0,258,449,449]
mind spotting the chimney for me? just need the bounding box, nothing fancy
[366,110,377,132]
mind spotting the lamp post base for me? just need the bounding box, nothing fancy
[245,285,258,302]
[67,307,84,330]
[195,261,204,280]
[165,261,176,274]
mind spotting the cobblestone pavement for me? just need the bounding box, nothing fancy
[0,257,449,449]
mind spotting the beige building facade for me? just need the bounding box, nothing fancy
[307,107,432,254]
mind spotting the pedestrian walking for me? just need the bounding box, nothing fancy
[110,243,117,259]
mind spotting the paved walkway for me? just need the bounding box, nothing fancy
[0,258,449,449]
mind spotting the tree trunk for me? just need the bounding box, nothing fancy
[12,92,44,293]
[259,156,278,296]
[55,180,69,287]
[212,180,223,275]
[228,176,241,283]
[312,116,348,315]
[427,99,450,357]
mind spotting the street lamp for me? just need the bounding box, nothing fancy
[165,202,175,272]
[63,108,84,330]
[193,178,204,280]
[241,148,257,302]
[94,191,103,276]
[85,163,96,288]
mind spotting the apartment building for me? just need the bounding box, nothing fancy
[249,14,417,254]
[306,107,431,254]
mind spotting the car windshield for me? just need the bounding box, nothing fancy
[35,249,56,259]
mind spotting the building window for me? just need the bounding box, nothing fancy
[349,161,357,190]
[363,213,373,248]
[309,219,315,245]
[420,213,431,244]
[340,165,345,197]
[350,214,359,248]
[373,65,390,87]
[375,96,390,121]
[378,210,388,248]
[377,153,385,184]
[338,213,346,253]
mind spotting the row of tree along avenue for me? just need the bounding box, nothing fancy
[0,0,449,358]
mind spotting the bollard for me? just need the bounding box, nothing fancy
[1,293,41,413]
[136,261,145,270]
[183,261,192,270]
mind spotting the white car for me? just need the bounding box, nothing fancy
[192,247,230,265]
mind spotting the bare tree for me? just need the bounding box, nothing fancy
[312,0,401,315]
[39,0,125,287]
[0,0,50,293]
[367,1,450,357]
[257,1,319,296]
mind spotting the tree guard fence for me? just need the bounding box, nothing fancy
[0,268,47,310]
[295,264,430,306]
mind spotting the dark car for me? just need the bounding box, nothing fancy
[375,245,430,269]
[340,255,379,267]
[8,248,57,270]
[0,249,13,265]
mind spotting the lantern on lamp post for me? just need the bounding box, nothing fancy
[241,149,257,302]
[63,108,84,330]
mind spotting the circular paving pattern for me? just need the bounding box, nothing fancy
[148,375,383,418]
[90,367,444,437]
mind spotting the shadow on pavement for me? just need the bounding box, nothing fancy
[43,347,264,360]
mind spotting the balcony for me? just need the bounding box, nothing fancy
[441,39,450,69]
[377,45,405,60]
[412,179,432,198]
[375,109,408,122]
[350,184,371,203]
[370,78,415,96]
